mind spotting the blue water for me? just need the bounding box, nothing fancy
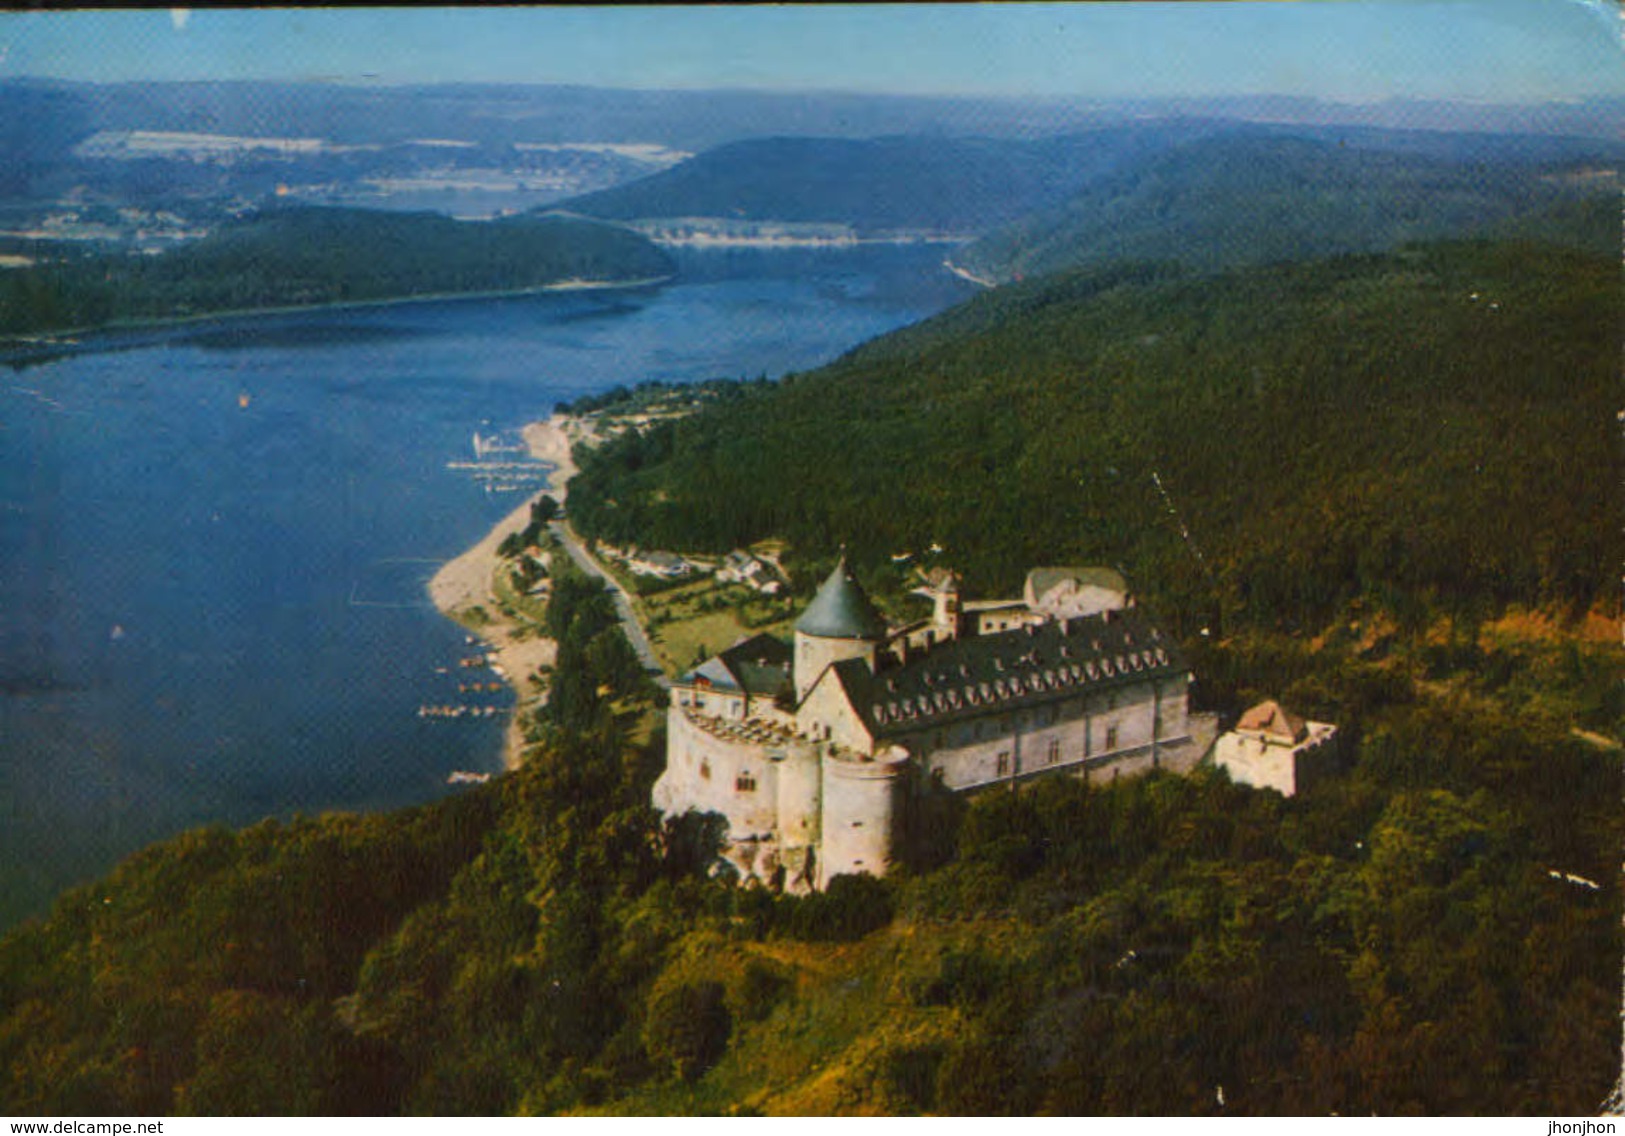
[0,245,974,927]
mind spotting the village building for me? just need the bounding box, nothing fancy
[717,549,784,595]
[1213,699,1341,797]
[654,558,1216,891]
[626,549,694,579]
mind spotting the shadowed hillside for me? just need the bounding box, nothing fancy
[952,132,1621,282]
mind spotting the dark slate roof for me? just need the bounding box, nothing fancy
[796,558,888,641]
[833,608,1186,739]
[687,656,741,691]
[679,632,793,698]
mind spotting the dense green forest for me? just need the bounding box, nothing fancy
[1,234,1618,1115]
[0,207,673,337]
[568,239,1616,635]
[953,134,1619,282]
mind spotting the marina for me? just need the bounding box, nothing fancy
[450,431,552,492]
[417,703,504,720]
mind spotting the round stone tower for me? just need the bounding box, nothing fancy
[818,744,910,888]
[793,557,888,704]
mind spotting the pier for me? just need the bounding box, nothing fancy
[449,429,551,493]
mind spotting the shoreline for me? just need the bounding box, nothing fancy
[0,275,676,358]
[942,258,997,288]
[427,413,586,772]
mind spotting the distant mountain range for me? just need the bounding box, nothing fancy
[4,78,1622,216]
[2,78,1620,333]
[8,79,1623,153]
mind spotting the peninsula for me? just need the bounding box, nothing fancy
[0,206,675,339]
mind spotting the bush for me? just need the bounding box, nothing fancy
[779,873,895,942]
[734,959,789,1022]
[642,980,732,1082]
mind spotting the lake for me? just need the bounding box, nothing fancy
[0,245,974,928]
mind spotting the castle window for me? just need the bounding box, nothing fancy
[1047,739,1060,765]
[996,751,1011,777]
[700,761,711,780]
[735,772,757,792]
[1105,726,1119,751]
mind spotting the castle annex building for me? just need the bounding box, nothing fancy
[1213,699,1340,798]
[653,559,1212,891]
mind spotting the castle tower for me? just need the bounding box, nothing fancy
[794,557,888,705]
[818,743,909,887]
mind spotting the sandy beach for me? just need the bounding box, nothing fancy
[427,413,586,771]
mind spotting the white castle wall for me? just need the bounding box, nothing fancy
[818,747,908,887]
[672,684,748,720]
[796,665,875,754]
[659,710,779,838]
[899,678,1183,792]
[1214,733,1297,796]
[774,740,822,850]
[1215,722,1339,797]
[1156,677,1188,739]
[1031,582,1125,619]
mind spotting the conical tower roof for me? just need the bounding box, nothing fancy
[796,557,888,640]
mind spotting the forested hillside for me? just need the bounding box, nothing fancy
[0,207,673,337]
[551,127,1222,234]
[952,133,1620,282]
[567,239,1615,634]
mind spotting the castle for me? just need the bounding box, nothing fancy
[653,559,1212,891]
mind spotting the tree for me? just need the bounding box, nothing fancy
[642,980,731,1082]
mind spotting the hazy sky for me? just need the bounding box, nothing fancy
[2,2,1622,103]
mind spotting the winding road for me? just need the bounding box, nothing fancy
[549,520,671,687]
